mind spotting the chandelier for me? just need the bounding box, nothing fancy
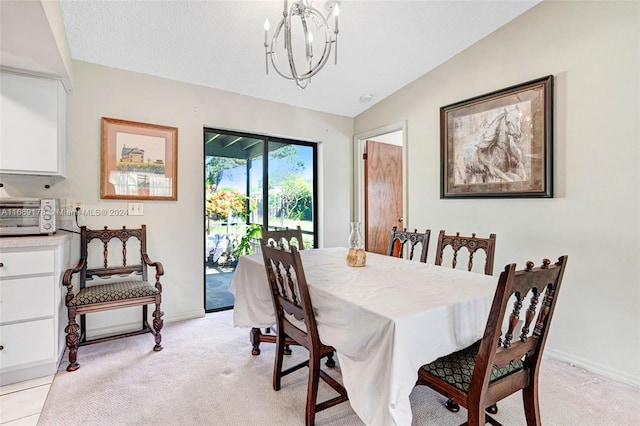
[263,0,340,89]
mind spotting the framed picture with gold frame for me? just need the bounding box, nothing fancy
[101,117,178,200]
[441,75,553,198]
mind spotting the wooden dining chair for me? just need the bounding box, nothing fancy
[262,226,305,250]
[435,229,497,413]
[261,243,348,426]
[416,256,568,426]
[250,226,305,355]
[386,226,430,263]
[435,230,497,275]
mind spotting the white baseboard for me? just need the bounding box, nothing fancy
[164,309,206,323]
[85,309,205,340]
[545,347,640,388]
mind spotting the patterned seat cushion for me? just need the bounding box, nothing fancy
[71,280,160,306]
[420,340,523,393]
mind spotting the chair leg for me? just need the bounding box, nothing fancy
[268,326,292,355]
[273,329,286,391]
[152,302,163,351]
[522,383,541,425]
[466,401,485,426]
[250,327,263,355]
[305,354,321,426]
[65,308,80,372]
[325,351,336,368]
[79,313,86,344]
[445,399,460,412]
[143,304,148,329]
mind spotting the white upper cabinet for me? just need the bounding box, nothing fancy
[0,70,66,178]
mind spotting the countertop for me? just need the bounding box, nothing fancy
[0,231,73,249]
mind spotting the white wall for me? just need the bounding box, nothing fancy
[355,1,640,386]
[39,60,353,332]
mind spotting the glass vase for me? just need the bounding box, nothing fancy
[347,221,366,267]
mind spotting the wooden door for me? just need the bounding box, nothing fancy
[364,140,403,254]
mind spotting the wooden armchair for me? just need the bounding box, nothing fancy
[62,225,164,372]
[261,244,348,425]
[261,226,305,250]
[416,256,568,425]
[387,226,430,263]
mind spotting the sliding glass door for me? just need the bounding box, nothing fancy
[204,129,317,312]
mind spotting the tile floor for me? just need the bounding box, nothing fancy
[0,375,53,425]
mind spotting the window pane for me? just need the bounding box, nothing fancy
[266,141,315,248]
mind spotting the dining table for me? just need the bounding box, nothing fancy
[229,247,497,426]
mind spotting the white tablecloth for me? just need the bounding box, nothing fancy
[229,247,496,426]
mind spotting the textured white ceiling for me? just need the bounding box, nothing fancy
[58,0,540,117]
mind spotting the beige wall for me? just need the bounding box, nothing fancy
[40,61,353,332]
[355,1,640,385]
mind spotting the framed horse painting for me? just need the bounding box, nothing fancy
[440,75,553,198]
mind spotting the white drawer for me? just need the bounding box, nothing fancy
[0,250,55,278]
[0,276,55,323]
[0,319,55,370]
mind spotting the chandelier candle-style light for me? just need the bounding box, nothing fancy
[264,0,340,89]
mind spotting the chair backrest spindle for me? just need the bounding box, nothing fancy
[261,241,318,344]
[387,226,430,263]
[478,256,567,381]
[435,230,496,275]
[82,225,147,285]
[262,226,305,251]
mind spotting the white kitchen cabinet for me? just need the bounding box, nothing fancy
[0,70,66,178]
[0,233,71,385]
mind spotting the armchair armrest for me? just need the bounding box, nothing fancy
[142,254,164,276]
[62,257,86,305]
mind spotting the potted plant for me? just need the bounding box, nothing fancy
[232,223,262,259]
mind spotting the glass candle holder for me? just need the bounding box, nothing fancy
[347,221,366,267]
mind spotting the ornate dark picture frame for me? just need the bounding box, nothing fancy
[440,75,553,198]
[101,117,178,200]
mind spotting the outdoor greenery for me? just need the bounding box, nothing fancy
[205,157,244,191]
[231,223,262,258]
[205,144,313,260]
[206,188,252,221]
[276,175,313,221]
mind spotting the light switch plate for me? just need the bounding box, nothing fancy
[65,198,84,211]
[128,202,144,216]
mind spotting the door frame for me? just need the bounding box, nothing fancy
[353,121,408,233]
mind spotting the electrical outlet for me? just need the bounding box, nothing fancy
[128,202,144,216]
[65,198,84,212]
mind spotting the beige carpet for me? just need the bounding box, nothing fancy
[38,310,640,425]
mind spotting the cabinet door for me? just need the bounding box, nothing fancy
[0,72,64,175]
[0,319,56,369]
[0,249,55,278]
[0,276,55,323]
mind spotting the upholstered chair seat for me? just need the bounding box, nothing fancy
[70,281,160,306]
[420,340,524,393]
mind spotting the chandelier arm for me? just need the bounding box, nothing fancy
[264,0,339,89]
[306,6,333,78]
[286,12,311,85]
[269,19,294,80]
